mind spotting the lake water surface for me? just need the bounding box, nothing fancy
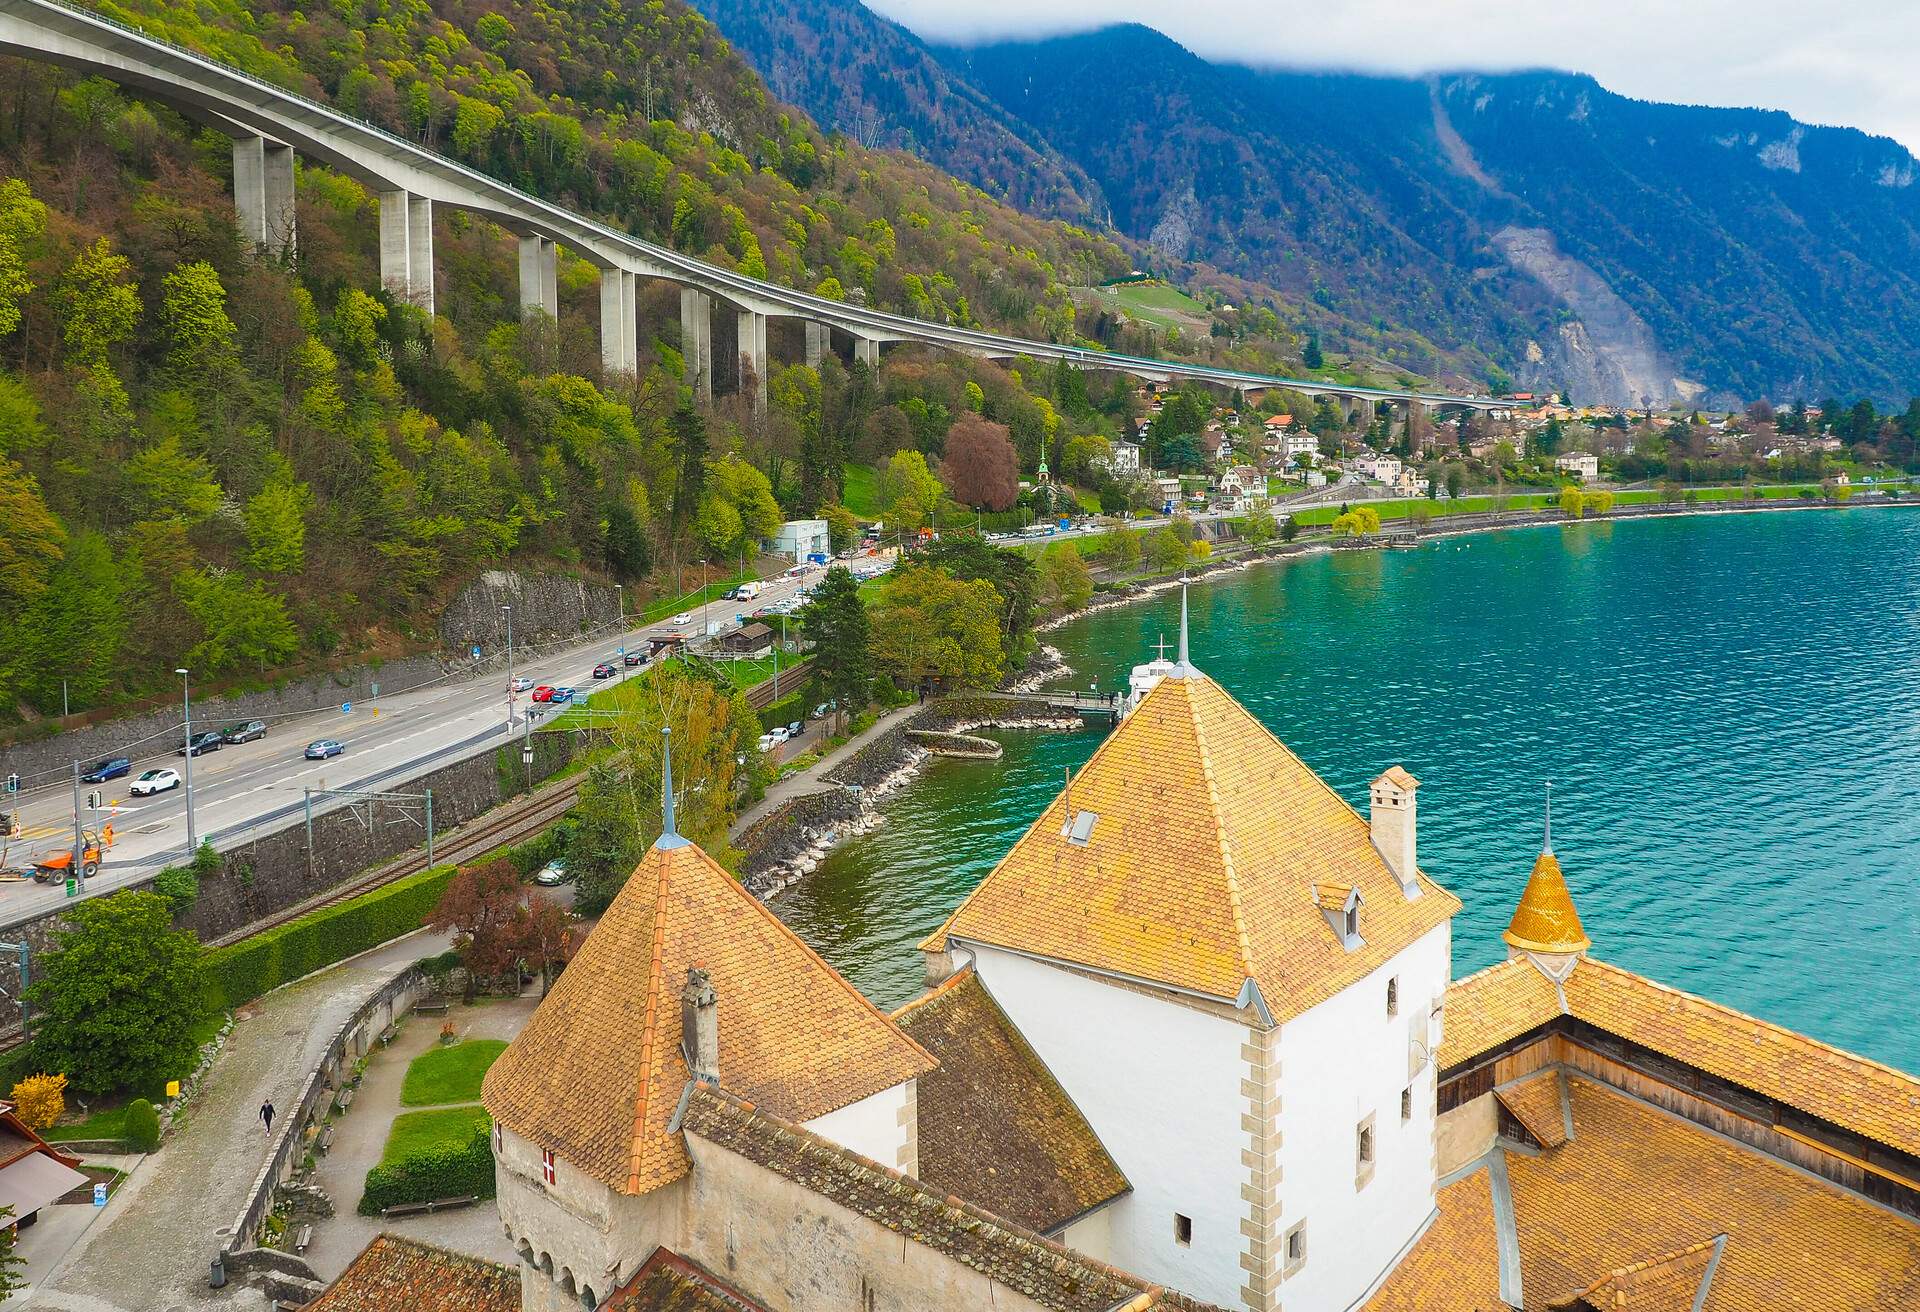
[774,508,1920,1074]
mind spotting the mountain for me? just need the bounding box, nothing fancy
[685,0,1102,222]
[693,7,1920,406]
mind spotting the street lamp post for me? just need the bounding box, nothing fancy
[501,603,514,726]
[176,668,196,854]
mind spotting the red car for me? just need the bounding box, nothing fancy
[531,685,556,703]
[592,663,616,679]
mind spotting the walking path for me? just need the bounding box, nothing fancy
[729,704,921,839]
[31,928,451,1311]
[304,996,534,1281]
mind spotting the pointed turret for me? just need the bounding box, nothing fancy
[1503,783,1591,957]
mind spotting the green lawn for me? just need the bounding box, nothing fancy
[637,571,757,625]
[379,1105,493,1167]
[841,463,881,518]
[45,1105,131,1142]
[1078,281,1211,333]
[400,1040,506,1107]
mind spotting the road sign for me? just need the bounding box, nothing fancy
[341,702,351,715]
[471,645,482,661]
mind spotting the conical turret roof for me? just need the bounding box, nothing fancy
[1503,849,1592,955]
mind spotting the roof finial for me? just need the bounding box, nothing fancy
[1175,579,1191,672]
[657,724,689,849]
[1543,780,1553,856]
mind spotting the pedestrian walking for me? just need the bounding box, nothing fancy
[260,1099,275,1134]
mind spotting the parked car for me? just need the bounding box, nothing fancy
[786,721,804,739]
[767,726,790,745]
[531,685,556,703]
[304,739,346,760]
[178,731,223,757]
[222,720,267,744]
[622,651,644,667]
[591,663,616,679]
[81,757,131,783]
[548,686,577,704]
[508,676,534,693]
[756,732,779,754]
[533,859,570,887]
[671,612,693,625]
[129,767,181,797]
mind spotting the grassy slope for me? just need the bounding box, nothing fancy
[842,464,883,518]
[1077,282,1212,333]
[399,1040,507,1107]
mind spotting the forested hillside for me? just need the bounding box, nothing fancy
[692,3,1920,406]
[0,0,1158,722]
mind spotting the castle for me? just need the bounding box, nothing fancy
[306,606,1920,1312]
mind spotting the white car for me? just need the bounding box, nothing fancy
[508,675,533,693]
[671,612,693,625]
[756,732,779,754]
[130,767,181,797]
[768,726,791,745]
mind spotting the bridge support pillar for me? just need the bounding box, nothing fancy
[680,288,712,401]
[233,136,296,258]
[737,309,767,415]
[517,235,557,320]
[853,337,880,369]
[379,190,434,313]
[804,321,830,371]
[600,268,638,377]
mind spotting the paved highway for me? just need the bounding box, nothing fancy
[0,559,858,922]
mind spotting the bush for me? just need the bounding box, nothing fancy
[200,863,461,1013]
[358,1127,495,1215]
[759,691,806,732]
[504,821,572,879]
[152,842,217,916]
[124,1098,160,1151]
[10,1073,65,1130]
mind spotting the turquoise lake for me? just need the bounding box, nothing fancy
[774,508,1920,1075]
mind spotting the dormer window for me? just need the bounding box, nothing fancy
[1062,810,1097,845]
[1316,883,1364,950]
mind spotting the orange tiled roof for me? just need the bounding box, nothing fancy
[605,1247,769,1310]
[1545,1237,1722,1311]
[892,967,1130,1234]
[1440,955,1920,1165]
[305,1234,519,1312]
[923,673,1459,1020]
[1496,1069,1569,1150]
[482,839,934,1196]
[1369,1078,1920,1311]
[1503,850,1590,954]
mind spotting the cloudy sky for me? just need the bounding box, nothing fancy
[867,0,1920,154]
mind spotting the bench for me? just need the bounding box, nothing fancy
[315,1125,334,1155]
[337,1087,354,1111]
[412,999,449,1016]
[379,1194,478,1219]
[293,1223,313,1254]
[378,1025,398,1046]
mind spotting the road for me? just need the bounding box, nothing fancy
[0,557,873,923]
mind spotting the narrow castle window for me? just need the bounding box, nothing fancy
[1356,1115,1377,1189]
[1344,904,1359,940]
[542,1148,556,1185]
[1174,1213,1192,1247]
[1387,976,1399,1017]
[1401,1087,1413,1122]
[1284,1221,1307,1273]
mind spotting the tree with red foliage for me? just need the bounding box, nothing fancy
[511,893,576,994]
[941,414,1020,511]
[429,858,529,999]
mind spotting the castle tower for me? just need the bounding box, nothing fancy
[482,730,933,1311]
[921,603,1460,1310]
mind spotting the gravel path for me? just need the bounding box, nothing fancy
[33,930,449,1311]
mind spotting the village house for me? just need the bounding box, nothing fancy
[306,602,1920,1312]
[1554,453,1599,481]
[1105,439,1143,476]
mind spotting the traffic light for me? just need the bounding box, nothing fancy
[4,774,15,794]
[86,791,101,811]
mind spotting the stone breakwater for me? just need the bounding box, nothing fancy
[739,698,1084,897]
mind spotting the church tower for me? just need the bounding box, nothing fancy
[921,592,1460,1310]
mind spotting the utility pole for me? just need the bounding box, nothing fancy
[69,760,84,888]
[501,603,515,729]
[176,667,196,854]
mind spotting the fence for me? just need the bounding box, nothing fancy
[224,964,432,1264]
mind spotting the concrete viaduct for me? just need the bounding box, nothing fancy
[0,0,1514,422]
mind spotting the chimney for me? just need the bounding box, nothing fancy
[1370,768,1421,897]
[680,965,717,1083]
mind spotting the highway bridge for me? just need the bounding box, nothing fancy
[0,0,1516,419]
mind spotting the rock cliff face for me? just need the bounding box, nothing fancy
[436,571,622,655]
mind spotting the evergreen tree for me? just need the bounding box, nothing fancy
[798,566,871,726]
[668,401,709,537]
[1302,329,1323,371]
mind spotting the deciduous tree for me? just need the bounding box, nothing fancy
[869,564,1005,691]
[429,859,529,999]
[25,891,202,1096]
[941,414,1019,511]
[1036,542,1092,617]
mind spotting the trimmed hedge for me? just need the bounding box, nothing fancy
[124,1098,160,1152]
[759,691,806,732]
[358,1127,495,1215]
[200,862,459,1013]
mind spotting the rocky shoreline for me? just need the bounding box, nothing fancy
[739,697,1084,897]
